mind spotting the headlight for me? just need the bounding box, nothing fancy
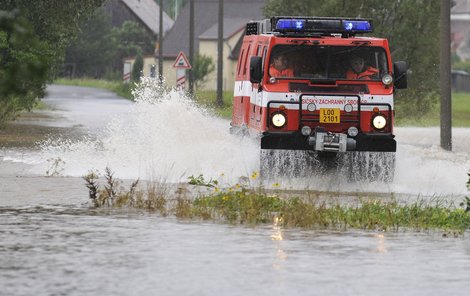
[382,74,393,86]
[272,112,286,128]
[344,104,353,113]
[347,126,359,137]
[372,115,387,130]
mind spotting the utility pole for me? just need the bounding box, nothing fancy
[158,0,163,81]
[440,0,452,151]
[188,0,195,94]
[216,0,224,107]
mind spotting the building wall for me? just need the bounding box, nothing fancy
[162,60,178,86]
[123,56,157,79]
[124,56,187,88]
[198,30,244,91]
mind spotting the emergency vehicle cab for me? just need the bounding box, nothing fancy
[231,17,407,180]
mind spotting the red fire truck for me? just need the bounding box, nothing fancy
[231,17,407,181]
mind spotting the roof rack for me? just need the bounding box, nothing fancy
[245,16,373,38]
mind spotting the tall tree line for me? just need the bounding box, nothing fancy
[265,0,440,117]
[64,10,155,79]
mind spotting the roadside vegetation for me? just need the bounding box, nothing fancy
[395,92,470,127]
[83,168,470,234]
[193,90,233,118]
[54,78,134,101]
[0,1,106,124]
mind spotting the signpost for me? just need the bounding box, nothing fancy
[173,51,192,90]
[440,0,452,151]
[123,62,131,83]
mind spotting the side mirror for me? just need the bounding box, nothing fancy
[393,61,407,89]
[250,56,263,84]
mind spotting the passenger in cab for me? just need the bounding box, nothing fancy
[346,54,379,80]
[269,52,294,77]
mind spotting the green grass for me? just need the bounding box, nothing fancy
[193,90,233,119]
[452,93,470,127]
[396,92,470,127]
[83,169,470,234]
[54,78,134,100]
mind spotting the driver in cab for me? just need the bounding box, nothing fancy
[269,52,294,77]
[346,54,379,80]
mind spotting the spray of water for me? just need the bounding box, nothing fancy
[35,78,259,183]
[7,78,469,196]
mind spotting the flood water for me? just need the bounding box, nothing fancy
[1,82,470,295]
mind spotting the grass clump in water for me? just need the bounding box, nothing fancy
[193,194,470,232]
[83,167,139,208]
[84,169,470,233]
[193,189,284,224]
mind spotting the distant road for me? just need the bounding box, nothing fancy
[43,84,133,131]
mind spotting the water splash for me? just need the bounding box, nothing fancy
[5,79,469,196]
[34,78,259,182]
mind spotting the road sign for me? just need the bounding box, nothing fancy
[173,51,192,69]
[176,69,186,90]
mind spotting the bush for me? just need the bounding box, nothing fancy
[132,50,144,82]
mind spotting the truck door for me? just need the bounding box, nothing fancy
[255,45,267,124]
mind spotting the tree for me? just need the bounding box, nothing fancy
[108,20,155,74]
[193,54,215,89]
[0,0,105,69]
[65,18,156,79]
[0,10,49,122]
[132,49,144,82]
[264,0,440,117]
[64,9,114,78]
[0,0,105,123]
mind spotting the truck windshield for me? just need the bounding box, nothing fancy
[268,45,388,81]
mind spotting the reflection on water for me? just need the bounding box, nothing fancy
[1,204,470,296]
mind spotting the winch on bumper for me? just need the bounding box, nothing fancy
[260,130,396,152]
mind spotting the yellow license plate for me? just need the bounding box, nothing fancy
[320,108,340,123]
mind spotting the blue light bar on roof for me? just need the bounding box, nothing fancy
[343,20,372,32]
[276,19,306,31]
[270,17,373,35]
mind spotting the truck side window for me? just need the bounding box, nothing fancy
[243,45,251,77]
[237,49,245,76]
[262,47,267,73]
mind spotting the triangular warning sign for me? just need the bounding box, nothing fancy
[172,51,192,69]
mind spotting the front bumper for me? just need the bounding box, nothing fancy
[261,131,396,152]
